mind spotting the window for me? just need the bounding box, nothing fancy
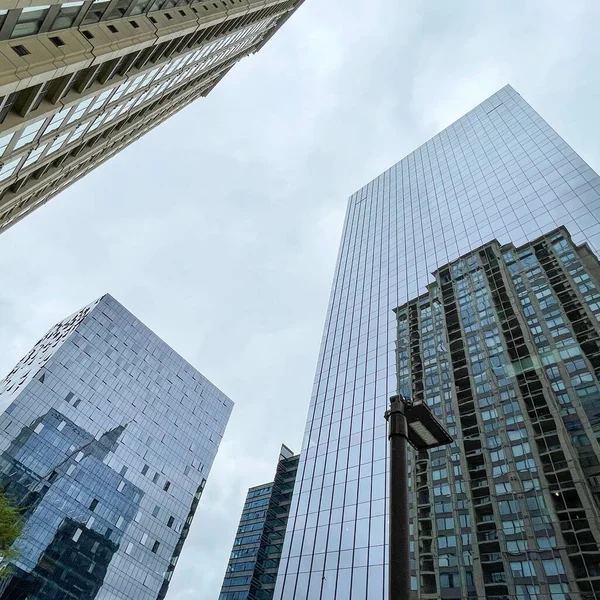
[493,464,508,477]
[141,532,148,545]
[11,44,30,57]
[117,481,125,492]
[537,536,556,549]
[107,24,119,33]
[152,505,160,517]
[51,2,84,30]
[163,480,171,492]
[15,120,45,149]
[152,540,160,553]
[49,36,65,47]
[89,498,99,511]
[116,516,124,528]
[523,478,541,491]
[82,29,94,39]
[516,585,541,599]
[507,540,528,553]
[45,107,71,133]
[498,500,519,515]
[510,560,536,577]
[46,131,70,155]
[516,458,537,472]
[11,6,50,38]
[548,584,569,599]
[438,554,458,567]
[438,536,457,548]
[436,517,454,530]
[65,391,74,402]
[440,573,459,588]
[130,19,140,27]
[142,464,149,475]
[491,449,505,462]
[432,468,447,481]
[152,472,159,483]
[34,423,44,434]
[543,559,565,576]
[125,542,133,555]
[72,528,83,542]
[0,131,14,157]
[503,519,525,535]
[75,451,84,462]
[167,516,174,528]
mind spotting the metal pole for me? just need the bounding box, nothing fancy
[385,395,411,600]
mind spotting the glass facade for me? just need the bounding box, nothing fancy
[220,445,299,600]
[0,294,233,600]
[397,227,600,599]
[274,85,600,600]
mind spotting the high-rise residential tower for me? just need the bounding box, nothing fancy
[0,0,304,233]
[0,293,233,600]
[274,85,600,600]
[219,445,299,600]
[396,227,600,599]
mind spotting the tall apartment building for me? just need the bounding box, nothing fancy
[274,85,600,600]
[220,445,298,600]
[0,0,304,233]
[397,227,600,599]
[0,293,233,600]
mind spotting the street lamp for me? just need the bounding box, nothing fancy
[384,394,452,600]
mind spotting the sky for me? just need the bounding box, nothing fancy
[0,0,599,598]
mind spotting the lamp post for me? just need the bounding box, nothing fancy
[384,394,452,600]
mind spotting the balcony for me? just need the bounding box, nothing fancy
[484,572,507,584]
[480,552,503,563]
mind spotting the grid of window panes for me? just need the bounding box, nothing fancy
[0,17,273,188]
[0,0,263,41]
[220,484,274,599]
[397,227,600,599]
[274,85,600,600]
[0,294,232,600]
[220,448,299,600]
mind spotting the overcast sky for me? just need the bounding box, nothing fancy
[1,1,599,599]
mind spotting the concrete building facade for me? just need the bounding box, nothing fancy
[0,0,303,233]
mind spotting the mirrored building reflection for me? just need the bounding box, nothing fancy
[219,445,299,600]
[274,85,600,600]
[396,227,600,599]
[0,294,233,599]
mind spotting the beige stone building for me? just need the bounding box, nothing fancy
[0,0,303,233]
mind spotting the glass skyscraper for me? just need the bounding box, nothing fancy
[396,226,600,599]
[0,293,233,600]
[219,445,299,600]
[274,85,600,600]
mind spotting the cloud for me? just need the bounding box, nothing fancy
[0,1,599,599]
